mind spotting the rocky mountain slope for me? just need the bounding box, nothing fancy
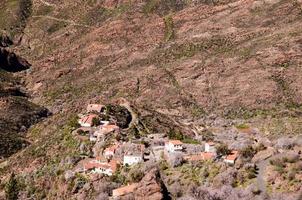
[0,33,49,158]
[0,0,302,199]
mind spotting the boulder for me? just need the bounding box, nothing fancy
[133,168,169,200]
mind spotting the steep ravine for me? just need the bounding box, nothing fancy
[0,41,49,158]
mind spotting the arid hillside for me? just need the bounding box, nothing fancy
[0,0,302,199]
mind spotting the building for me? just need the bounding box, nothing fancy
[205,142,216,153]
[78,114,99,127]
[123,154,143,166]
[224,151,239,165]
[94,124,120,138]
[83,159,118,176]
[104,144,120,159]
[112,183,138,198]
[165,140,183,153]
[89,134,97,142]
[87,104,105,113]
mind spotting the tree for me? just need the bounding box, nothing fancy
[216,144,231,156]
[92,117,100,126]
[5,173,19,200]
[241,146,256,159]
[201,130,214,142]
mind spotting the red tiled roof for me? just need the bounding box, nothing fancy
[83,159,118,172]
[79,114,99,125]
[113,183,138,197]
[169,140,183,145]
[225,151,239,161]
[104,144,119,154]
[184,152,215,161]
[201,152,215,160]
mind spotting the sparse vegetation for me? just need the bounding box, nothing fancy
[216,143,231,156]
[164,15,175,42]
[5,173,20,200]
[241,146,256,159]
[236,123,249,129]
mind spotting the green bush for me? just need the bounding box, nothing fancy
[241,146,256,159]
[201,130,214,141]
[67,115,80,129]
[216,143,231,156]
[164,15,174,42]
[5,173,19,200]
[92,117,100,127]
[236,123,249,129]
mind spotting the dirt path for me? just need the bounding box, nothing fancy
[256,152,291,195]
[256,158,270,194]
[38,0,56,7]
[31,15,92,28]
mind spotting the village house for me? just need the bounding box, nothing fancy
[94,124,120,139]
[224,150,239,165]
[104,143,120,159]
[165,140,183,153]
[123,144,145,166]
[205,142,216,153]
[83,159,118,176]
[87,104,105,113]
[112,183,138,199]
[78,114,99,127]
[123,154,143,166]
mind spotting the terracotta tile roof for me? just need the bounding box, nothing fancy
[109,159,118,172]
[112,183,138,197]
[184,152,216,161]
[83,159,118,172]
[201,152,215,160]
[169,140,183,145]
[225,150,239,161]
[79,114,99,125]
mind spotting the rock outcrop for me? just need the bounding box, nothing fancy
[0,32,13,47]
[0,48,31,72]
[133,168,170,200]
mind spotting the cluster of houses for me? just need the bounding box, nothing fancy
[166,140,239,165]
[73,103,241,199]
[76,104,120,142]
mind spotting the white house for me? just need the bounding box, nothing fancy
[224,151,239,165]
[78,114,99,127]
[123,154,143,166]
[205,142,216,153]
[87,104,105,113]
[83,159,118,176]
[165,140,183,153]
